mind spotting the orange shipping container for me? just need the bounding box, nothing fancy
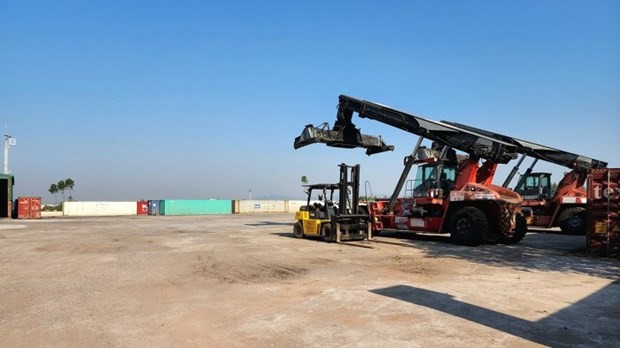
[17,197,41,219]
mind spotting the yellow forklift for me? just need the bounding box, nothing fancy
[293,163,371,242]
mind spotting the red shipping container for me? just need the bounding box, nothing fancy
[587,168,620,255]
[137,200,149,215]
[17,197,41,219]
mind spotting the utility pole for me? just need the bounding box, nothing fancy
[4,131,16,174]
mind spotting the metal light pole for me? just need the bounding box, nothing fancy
[4,134,16,174]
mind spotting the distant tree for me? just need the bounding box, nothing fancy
[65,178,75,199]
[301,176,308,184]
[57,180,66,202]
[49,184,58,205]
[551,182,558,194]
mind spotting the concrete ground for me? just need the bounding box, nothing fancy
[0,213,618,347]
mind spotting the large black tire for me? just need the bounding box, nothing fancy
[449,206,488,246]
[293,221,304,238]
[321,223,336,242]
[501,213,527,244]
[557,207,586,235]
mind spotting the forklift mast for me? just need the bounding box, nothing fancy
[339,163,361,215]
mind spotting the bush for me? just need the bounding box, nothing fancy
[41,203,63,212]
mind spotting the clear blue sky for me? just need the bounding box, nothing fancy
[1,0,618,202]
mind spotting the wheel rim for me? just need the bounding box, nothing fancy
[566,215,583,228]
[455,217,472,236]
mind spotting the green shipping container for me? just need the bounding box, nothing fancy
[161,200,232,216]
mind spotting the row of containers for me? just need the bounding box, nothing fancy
[14,199,309,219]
[55,200,309,217]
[137,200,232,216]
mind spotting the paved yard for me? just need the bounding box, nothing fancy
[0,214,618,347]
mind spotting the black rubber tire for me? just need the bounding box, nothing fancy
[449,206,488,246]
[557,207,586,235]
[321,223,335,242]
[293,221,304,239]
[501,213,527,244]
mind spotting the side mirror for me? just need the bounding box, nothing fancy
[318,194,323,201]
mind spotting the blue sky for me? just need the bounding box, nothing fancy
[1,0,618,202]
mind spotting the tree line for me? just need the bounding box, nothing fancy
[48,178,75,204]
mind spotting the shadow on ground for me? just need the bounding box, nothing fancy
[371,283,620,347]
[377,231,620,280]
[245,221,295,227]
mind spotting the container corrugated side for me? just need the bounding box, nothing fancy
[161,200,232,215]
[63,202,137,217]
[236,200,287,213]
[17,197,30,219]
[29,197,41,219]
[587,168,620,255]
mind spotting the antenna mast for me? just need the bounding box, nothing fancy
[4,124,16,174]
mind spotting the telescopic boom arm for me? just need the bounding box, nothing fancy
[294,95,519,163]
[440,121,607,172]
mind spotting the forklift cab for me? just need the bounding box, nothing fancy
[514,172,552,199]
[303,184,339,219]
[410,164,457,198]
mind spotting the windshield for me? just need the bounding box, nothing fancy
[411,165,457,196]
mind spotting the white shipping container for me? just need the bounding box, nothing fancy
[63,202,137,217]
[236,200,287,213]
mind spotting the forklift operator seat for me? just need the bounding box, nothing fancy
[326,201,337,217]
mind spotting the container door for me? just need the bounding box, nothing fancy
[137,201,148,215]
[17,197,29,219]
[30,197,41,219]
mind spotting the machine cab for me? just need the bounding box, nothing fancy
[408,164,457,198]
[303,184,339,220]
[514,172,552,199]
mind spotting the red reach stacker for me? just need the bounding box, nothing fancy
[295,95,527,246]
[442,121,607,235]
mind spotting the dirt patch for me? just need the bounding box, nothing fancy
[1,214,618,347]
[191,253,307,284]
